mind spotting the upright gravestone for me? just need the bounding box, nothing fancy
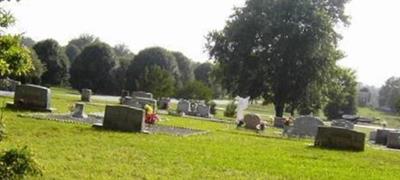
[132,97,157,110]
[102,105,145,132]
[196,104,210,118]
[159,98,170,110]
[244,113,264,130]
[7,84,52,112]
[274,117,286,128]
[314,126,366,151]
[369,131,377,141]
[288,116,324,137]
[386,132,400,149]
[177,100,190,114]
[132,91,153,99]
[81,89,92,102]
[375,129,393,145]
[331,119,354,130]
[71,103,87,118]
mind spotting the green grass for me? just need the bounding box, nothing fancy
[1,88,400,179]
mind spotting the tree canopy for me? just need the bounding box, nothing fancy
[126,47,180,91]
[70,42,117,94]
[33,39,69,85]
[207,0,350,117]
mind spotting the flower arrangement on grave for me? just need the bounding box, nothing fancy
[144,104,159,124]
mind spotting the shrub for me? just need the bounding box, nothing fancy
[0,146,43,179]
[224,101,237,117]
[208,101,217,115]
[0,104,6,141]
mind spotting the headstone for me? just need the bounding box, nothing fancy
[375,129,393,145]
[235,96,250,123]
[189,102,198,113]
[369,131,377,141]
[177,100,190,114]
[244,114,264,130]
[331,119,354,129]
[288,116,324,137]
[0,78,21,91]
[132,91,153,99]
[387,132,400,149]
[314,126,365,151]
[120,96,132,105]
[274,117,286,128]
[71,103,87,118]
[197,104,210,118]
[159,98,170,110]
[102,105,145,132]
[121,90,130,97]
[133,97,157,110]
[7,84,52,112]
[81,89,92,102]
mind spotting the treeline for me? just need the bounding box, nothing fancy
[16,35,222,100]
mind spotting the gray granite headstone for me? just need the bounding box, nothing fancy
[132,91,153,99]
[369,131,377,141]
[177,100,190,114]
[386,132,400,149]
[81,89,92,102]
[102,105,145,132]
[159,98,170,110]
[375,129,393,145]
[288,116,324,137]
[196,104,210,118]
[274,117,286,128]
[244,114,263,130]
[8,84,52,112]
[331,119,354,129]
[314,126,365,151]
[71,103,87,118]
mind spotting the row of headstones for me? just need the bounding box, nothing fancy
[120,91,158,112]
[177,100,211,118]
[370,129,400,149]
[7,84,148,132]
[274,116,365,151]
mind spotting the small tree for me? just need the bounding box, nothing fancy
[0,146,43,179]
[323,68,357,120]
[176,81,213,102]
[133,65,176,98]
[224,101,237,118]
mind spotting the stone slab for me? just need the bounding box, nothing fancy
[314,126,366,151]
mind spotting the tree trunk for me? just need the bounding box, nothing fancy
[274,102,285,117]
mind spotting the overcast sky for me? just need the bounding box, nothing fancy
[2,0,400,87]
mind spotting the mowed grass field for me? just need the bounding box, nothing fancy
[0,88,400,179]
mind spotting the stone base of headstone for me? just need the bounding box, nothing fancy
[314,126,365,151]
[6,102,54,112]
[386,132,400,149]
[274,117,285,128]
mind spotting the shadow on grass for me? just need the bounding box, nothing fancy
[306,145,365,153]
[217,128,311,143]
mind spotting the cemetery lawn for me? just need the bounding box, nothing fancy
[1,88,400,179]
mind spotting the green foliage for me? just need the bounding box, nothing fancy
[0,104,5,142]
[323,68,358,120]
[134,65,176,98]
[224,101,237,117]
[12,49,46,84]
[208,101,217,115]
[172,51,194,88]
[194,63,213,86]
[176,81,213,102]
[33,39,70,85]
[70,42,117,94]
[126,47,181,91]
[207,0,350,117]
[65,44,81,63]
[0,35,33,77]
[21,37,35,48]
[0,146,42,179]
[379,77,400,112]
[0,7,15,29]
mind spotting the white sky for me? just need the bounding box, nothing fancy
[2,0,400,87]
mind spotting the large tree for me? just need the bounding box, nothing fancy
[126,47,180,91]
[65,34,99,62]
[194,62,213,86]
[172,51,194,88]
[33,39,70,85]
[70,42,117,94]
[134,65,176,98]
[207,0,350,117]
